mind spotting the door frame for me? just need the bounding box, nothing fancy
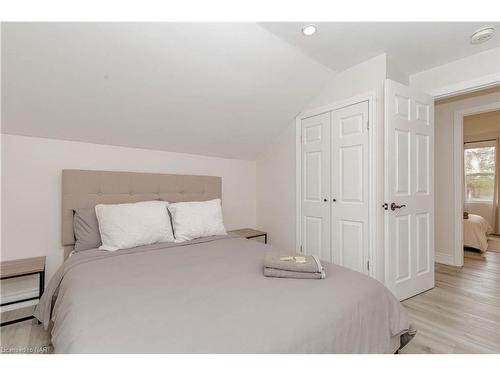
[295,91,377,277]
[453,101,500,266]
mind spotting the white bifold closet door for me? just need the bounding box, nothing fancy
[300,112,331,261]
[300,101,369,274]
[331,101,369,274]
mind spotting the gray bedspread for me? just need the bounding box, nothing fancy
[35,235,415,353]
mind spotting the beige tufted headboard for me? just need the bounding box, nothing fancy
[62,169,222,258]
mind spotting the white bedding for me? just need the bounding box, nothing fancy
[168,198,226,242]
[463,214,492,253]
[95,201,175,251]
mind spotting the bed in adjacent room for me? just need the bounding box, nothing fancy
[463,213,492,253]
[35,169,415,354]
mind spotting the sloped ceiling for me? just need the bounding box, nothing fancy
[261,22,500,76]
[1,23,334,160]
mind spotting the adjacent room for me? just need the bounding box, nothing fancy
[462,106,500,257]
[1,17,499,360]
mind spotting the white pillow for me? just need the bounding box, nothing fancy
[95,201,175,251]
[168,198,226,242]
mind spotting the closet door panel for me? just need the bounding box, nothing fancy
[301,112,331,260]
[338,219,365,273]
[331,101,369,273]
[340,145,363,203]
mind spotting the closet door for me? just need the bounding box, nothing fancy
[301,112,331,260]
[331,101,369,274]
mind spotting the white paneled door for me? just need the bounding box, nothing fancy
[385,79,434,301]
[301,112,331,261]
[301,102,370,275]
[331,101,369,273]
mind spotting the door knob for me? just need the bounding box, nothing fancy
[323,198,328,202]
[390,203,407,211]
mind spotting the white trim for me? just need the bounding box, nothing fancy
[383,82,390,286]
[434,252,455,266]
[431,73,500,100]
[295,91,377,277]
[453,102,500,267]
[295,116,302,253]
[298,92,377,120]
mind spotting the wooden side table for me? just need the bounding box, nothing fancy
[229,228,267,244]
[0,256,46,327]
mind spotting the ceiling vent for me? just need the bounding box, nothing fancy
[470,26,495,44]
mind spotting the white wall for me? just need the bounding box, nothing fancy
[305,54,387,110]
[256,54,388,282]
[434,90,500,263]
[1,135,256,303]
[410,47,500,97]
[256,123,296,253]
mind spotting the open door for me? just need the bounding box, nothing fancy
[385,79,435,301]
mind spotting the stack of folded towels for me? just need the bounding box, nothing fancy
[263,253,326,279]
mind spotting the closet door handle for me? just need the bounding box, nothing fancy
[332,198,337,202]
[323,198,328,202]
[390,203,407,211]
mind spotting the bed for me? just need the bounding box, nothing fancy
[463,214,492,253]
[35,169,415,354]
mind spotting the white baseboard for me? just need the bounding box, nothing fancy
[0,288,39,312]
[435,252,457,266]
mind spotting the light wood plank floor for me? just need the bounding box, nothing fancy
[1,252,499,354]
[401,251,500,354]
[0,306,52,354]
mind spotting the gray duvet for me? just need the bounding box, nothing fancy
[35,235,415,353]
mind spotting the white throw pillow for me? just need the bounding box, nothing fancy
[95,201,175,251]
[168,198,226,242]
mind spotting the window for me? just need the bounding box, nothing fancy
[464,142,496,202]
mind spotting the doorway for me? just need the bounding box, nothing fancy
[460,108,500,261]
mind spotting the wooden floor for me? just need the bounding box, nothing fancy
[0,306,53,354]
[400,251,500,354]
[1,252,499,354]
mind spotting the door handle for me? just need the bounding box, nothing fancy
[390,203,407,211]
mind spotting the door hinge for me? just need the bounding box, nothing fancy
[367,260,370,271]
[367,120,369,130]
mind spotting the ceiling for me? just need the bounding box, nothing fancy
[2,22,499,160]
[261,22,500,75]
[1,23,334,160]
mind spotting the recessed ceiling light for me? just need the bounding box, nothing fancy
[471,26,495,44]
[302,24,317,37]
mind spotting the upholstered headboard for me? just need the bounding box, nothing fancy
[62,169,222,258]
